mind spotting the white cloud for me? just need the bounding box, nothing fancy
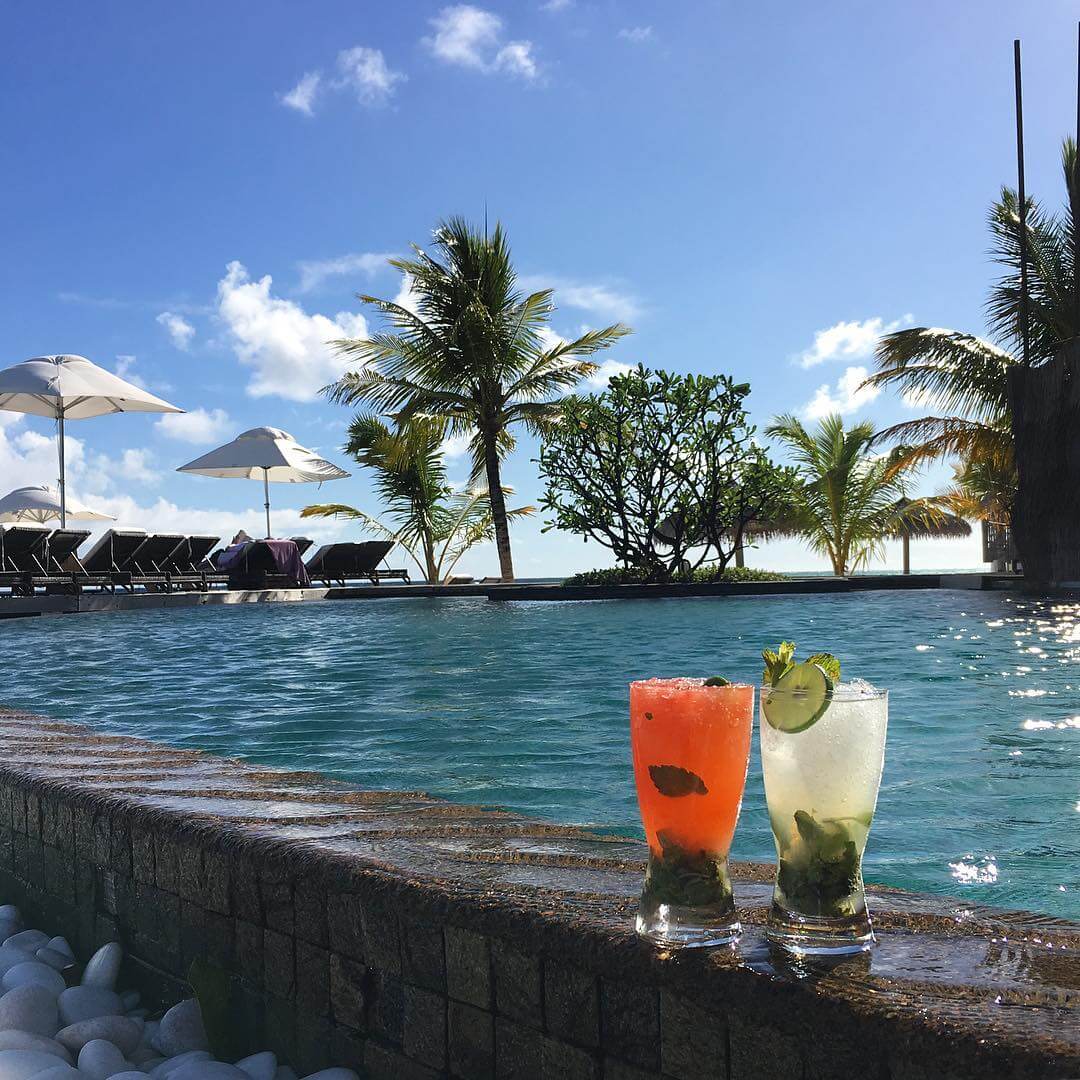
[392,272,421,315]
[156,408,232,445]
[216,261,369,402]
[618,26,653,42]
[335,46,406,106]
[440,433,473,461]
[584,359,633,388]
[280,71,322,116]
[519,274,640,323]
[114,448,159,485]
[113,355,148,389]
[802,366,881,420]
[541,0,573,10]
[297,252,394,293]
[796,314,913,369]
[425,6,539,80]
[157,311,196,351]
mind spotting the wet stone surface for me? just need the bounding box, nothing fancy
[0,709,1076,1079]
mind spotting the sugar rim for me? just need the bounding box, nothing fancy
[630,677,754,689]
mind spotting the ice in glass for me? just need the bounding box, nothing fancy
[630,678,754,947]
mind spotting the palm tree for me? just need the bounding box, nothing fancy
[860,137,1080,521]
[301,414,535,583]
[325,217,631,580]
[766,414,935,576]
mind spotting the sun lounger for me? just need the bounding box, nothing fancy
[288,536,314,558]
[46,529,90,573]
[305,540,409,586]
[161,535,225,589]
[0,524,51,595]
[79,529,147,591]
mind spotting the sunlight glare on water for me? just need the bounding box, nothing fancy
[1,589,1078,919]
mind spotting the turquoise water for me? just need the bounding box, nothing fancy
[1,590,1077,920]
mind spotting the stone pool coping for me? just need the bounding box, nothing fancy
[0,708,1075,1079]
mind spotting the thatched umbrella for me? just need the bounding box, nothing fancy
[889,498,971,574]
[654,511,803,568]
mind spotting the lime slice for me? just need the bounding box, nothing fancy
[762,661,833,732]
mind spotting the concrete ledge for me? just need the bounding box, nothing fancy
[0,710,1074,1079]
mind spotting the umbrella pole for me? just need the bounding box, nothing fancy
[902,532,910,575]
[263,469,271,538]
[57,411,67,530]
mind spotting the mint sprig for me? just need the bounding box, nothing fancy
[761,641,841,685]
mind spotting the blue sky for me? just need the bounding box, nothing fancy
[2,1,1078,576]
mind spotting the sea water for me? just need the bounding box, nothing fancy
[0,589,1077,919]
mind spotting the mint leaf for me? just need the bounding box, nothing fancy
[762,640,797,685]
[703,675,730,687]
[806,653,841,681]
[649,764,709,797]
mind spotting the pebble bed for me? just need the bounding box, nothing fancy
[0,904,357,1080]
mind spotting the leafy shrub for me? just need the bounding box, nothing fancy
[563,565,788,586]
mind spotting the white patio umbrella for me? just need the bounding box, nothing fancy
[0,484,113,524]
[176,426,350,538]
[0,355,183,527]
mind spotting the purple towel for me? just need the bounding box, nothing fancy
[261,539,311,587]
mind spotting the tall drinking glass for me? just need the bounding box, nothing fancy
[630,678,754,947]
[760,680,888,954]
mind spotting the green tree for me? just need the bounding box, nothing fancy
[766,414,934,576]
[301,415,534,583]
[860,137,1080,522]
[325,217,630,581]
[537,365,796,581]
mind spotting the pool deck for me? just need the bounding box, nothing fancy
[0,571,1023,619]
[0,708,1075,1079]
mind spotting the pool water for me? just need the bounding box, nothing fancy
[2,590,1078,920]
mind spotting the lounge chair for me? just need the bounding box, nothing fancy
[161,535,225,590]
[288,536,314,558]
[0,524,51,595]
[46,529,91,573]
[305,540,409,586]
[123,533,187,590]
[79,529,147,591]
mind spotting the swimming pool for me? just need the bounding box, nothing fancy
[2,590,1077,920]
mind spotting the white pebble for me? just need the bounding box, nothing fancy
[0,1031,70,1062]
[0,949,37,980]
[235,1051,276,1080]
[80,944,122,993]
[1,932,47,955]
[171,1064,246,1080]
[0,1048,73,1078]
[0,909,22,928]
[111,1074,152,1080]
[31,950,71,975]
[0,983,60,1037]
[1,963,65,997]
[152,999,208,1057]
[55,1015,142,1057]
[43,941,72,964]
[151,1051,212,1077]
[77,1038,128,1080]
[57,986,123,1026]
[25,1066,82,1080]
[118,992,139,1012]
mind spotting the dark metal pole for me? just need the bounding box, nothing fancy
[1014,39,1032,367]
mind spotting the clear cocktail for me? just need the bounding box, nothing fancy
[760,664,887,954]
[630,678,754,947]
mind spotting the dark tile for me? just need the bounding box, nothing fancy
[202,847,230,915]
[108,814,132,876]
[368,971,405,1046]
[296,940,331,1016]
[360,895,401,975]
[236,920,264,987]
[492,939,542,1028]
[328,892,364,962]
[544,961,599,1049]
[294,877,328,947]
[542,1036,600,1080]
[231,858,262,924]
[449,999,495,1080]
[600,977,659,1071]
[179,902,207,969]
[294,1011,332,1076]
[130,825,155,885]
[402,919,446,992]
[329,1025,366,1072]
[43,845,74,905]
[602,1061,656,1080]
[403,984,447,1069]
[263,928,295,1001]
[446,926,491,1009]
[260,865,294,936]
[263,994,298,1066]
[175,839,203,902]
[659,991,726,1080]
[728,1014,802,1080]
[24,793,40,839]
[204,911,235,968]
[330,952,367,1032]
[154,833,180,894]
[364,1040,441,1080]
[495,1017,543,1080]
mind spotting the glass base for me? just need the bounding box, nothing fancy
[635,903,741,948]
[765,902,874,955]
